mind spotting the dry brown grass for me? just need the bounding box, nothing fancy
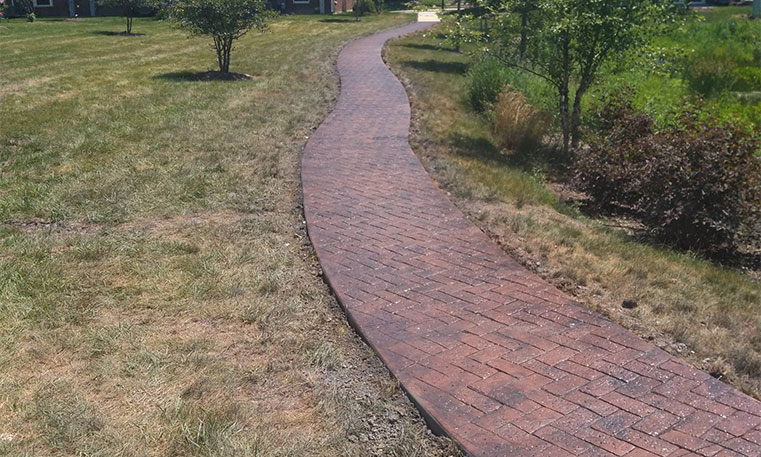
[386,28,761,401]
[0,15,460,457]
[493,88,549,153]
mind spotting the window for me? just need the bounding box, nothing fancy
[33,0,53,7]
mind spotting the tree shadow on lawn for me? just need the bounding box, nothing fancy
[154,71,255,82]
[450,131,570,175]
[401,42,458,53]
[402,59,468,74]
[319,18,354,22]
[92,31,146,36]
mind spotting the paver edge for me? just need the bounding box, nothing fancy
[299,20,471,455]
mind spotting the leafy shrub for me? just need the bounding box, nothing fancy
[100,0,157,34]
[733,67,761,92]
[26,12,35,21]
[171,0,274,73]
[354,0,377,14]
[155,7,170,20]
[493,88,549,153]
[466,59,511,113]
[9,0,34,16]
[576,96,761,255]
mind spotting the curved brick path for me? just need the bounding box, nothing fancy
[302,23,761,457]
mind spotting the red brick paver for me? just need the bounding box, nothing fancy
[301,23,761,457]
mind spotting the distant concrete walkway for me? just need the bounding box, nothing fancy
[302,22,761,457]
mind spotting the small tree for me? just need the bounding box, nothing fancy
[463,0,679,153]
[440,13,480,52]
[11,0,34,15]
[173,0,273,73]
[354,0,374,21]
[100,0,157,34]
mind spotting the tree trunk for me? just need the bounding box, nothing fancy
[570,81,590,149]
[223,37,232,73]
[519,8,527,60]
[559,37,571,154]
[126,16,132,34]
[215,36,223,72]
[454,0,462,53]
[479,5,487,34]
[214,36,233,73]
[560,87,570,154]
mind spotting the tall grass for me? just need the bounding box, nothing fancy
[590,6,761,130]
[493,88,549,153]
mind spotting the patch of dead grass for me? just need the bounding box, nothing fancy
[0,16,459,457]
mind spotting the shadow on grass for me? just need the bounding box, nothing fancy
[401,43,457,52]
[450,131,570,174]
[402,59,468,74]
[154,71,198,81]
[92,31,146,36]
[153,70,255,82]
[319,18,354,22]
[448,132,761,269]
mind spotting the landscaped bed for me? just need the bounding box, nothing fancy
[0,15,460,456]
[385,10,761,402]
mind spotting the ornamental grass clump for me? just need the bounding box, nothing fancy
[493,87,549,153]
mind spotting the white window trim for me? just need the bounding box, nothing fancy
[33,0,54,7]
[292,0,310,4]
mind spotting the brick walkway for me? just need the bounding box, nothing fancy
[301,23,761,457]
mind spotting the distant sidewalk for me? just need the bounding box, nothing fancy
[417,11,441,22]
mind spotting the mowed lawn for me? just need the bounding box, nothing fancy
[0,15,459,457]
[386,30,761,400]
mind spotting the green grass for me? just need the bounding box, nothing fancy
[590,5,761,129]
[386,27,761,400]
[450,6,761,132]
[0,14,460,456]
[697,5,755,22]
